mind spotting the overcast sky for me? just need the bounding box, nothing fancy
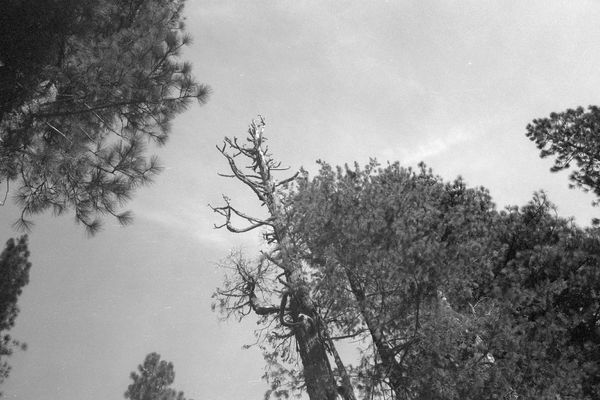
[2,1,600,400]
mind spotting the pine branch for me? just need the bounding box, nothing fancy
[32,94,199,119]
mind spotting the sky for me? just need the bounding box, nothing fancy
[2,1,600,399]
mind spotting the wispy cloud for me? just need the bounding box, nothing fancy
[133,199,263,252]
[134,204,221,244]
[380,127,475,165]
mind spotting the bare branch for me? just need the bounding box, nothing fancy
[209,195,274,233]
[261,250,289,273]
[0,180,9,206]
[276,172,299,187]
[227,222,266,234]
[328,330,367,341]
[279,292,296,327]
[247,281,282,316]
[216,143,268,204]
[278,292,306,328]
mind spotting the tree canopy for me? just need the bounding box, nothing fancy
[125,352,190,400]
[213,120,600,400]
[0,0,209,233]
[0,236,31,395]
[526,105,600,208]
[289,160,500,399]
[290,163,600,399]
[484,193,600,399]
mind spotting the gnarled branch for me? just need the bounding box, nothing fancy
[209,195,275,233]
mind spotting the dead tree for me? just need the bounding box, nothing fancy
[212,117,355,400]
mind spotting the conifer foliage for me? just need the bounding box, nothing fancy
[0,0,209,233]
[290,161,501,399]
[0,236,31,394]
[526,106,600,207]
[487,193,600,399]
[125,353,190,400]
[214,119,600,400]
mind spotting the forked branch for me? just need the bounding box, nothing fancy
[210,195,275,233]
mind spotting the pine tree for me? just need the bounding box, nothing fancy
[213,120,600,399]
[526,105,600,209]
[125,352,190,400]
[0,0,209,233]
[0,236,31,395]
[290,161,501,399]
[292,162,600,399]
[485,193,600,399]
[212,118,348,400]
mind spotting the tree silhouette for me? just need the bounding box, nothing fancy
[125,352,190,400]
[212,117,349,400]
[290,161,501,399]
[0,0,209,233]
[527,105,600,209]
[0,236,31,395]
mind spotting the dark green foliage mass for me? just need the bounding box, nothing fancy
[0,236,31,395]
[486,193,600,399]
[0,0,81,120]
[526,105,600,207]
[125,352,190,400]
[0,0,209,233]
[289,162,600,399]
[289,161,501,399]
[213,125,600,399]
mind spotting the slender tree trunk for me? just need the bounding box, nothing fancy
[325,330,358,400]
[345,267,405,399]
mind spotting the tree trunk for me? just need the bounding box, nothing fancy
[245,120,341,400]
[289,295,339,400]
[345,267,405,399]
[272,226,339,400]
